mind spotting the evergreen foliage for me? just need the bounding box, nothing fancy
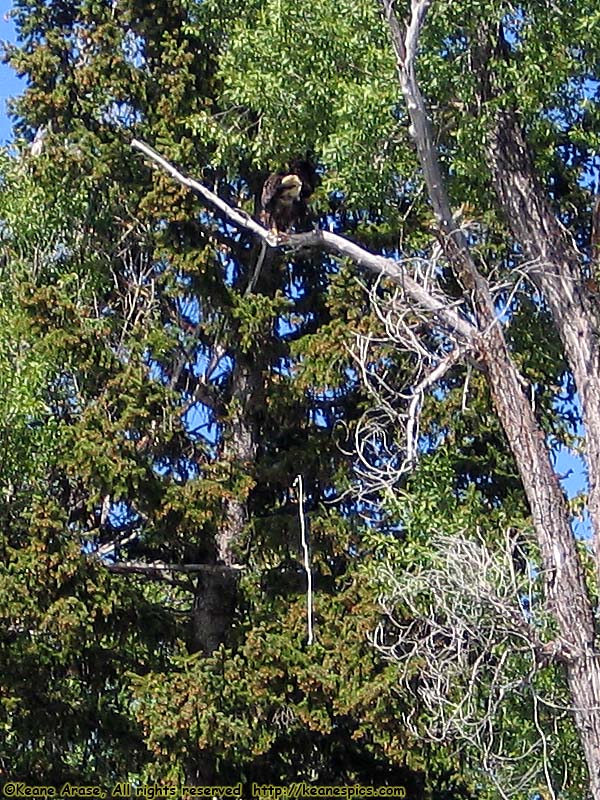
[1,0,597,795]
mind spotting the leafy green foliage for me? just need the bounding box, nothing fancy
[2,0,596,794]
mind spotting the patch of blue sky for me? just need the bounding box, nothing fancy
[198,209,215,229]
[553,442,587,491]
[153,453,200,483]
[181,400,218,448]
[0,1,24,144]
[571,509,592,541]
[146,355,169,386]
[201,350,233,384]
[543,79,599,133]
[102,99,144,129]
[284,268,309,297]
[176,292,200,324]
[88,501,144,562]
[221,250,238,287]
[276,309,308,339]
[107,498,136,529]
[309,407,329,430]
[270,353,290,375]
[502,7,525,40]
[549,375,587,504]
[222,219,245,242]
[122,29,145,70]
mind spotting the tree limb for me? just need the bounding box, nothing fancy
[105,561,245,575]
[131,138,477,346]
[381,0,488,297]
[486,97,600,587]
[132,138,267,239]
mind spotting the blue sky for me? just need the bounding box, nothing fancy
[0,0,23,144]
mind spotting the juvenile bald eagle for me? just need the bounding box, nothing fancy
[260,159,318,234]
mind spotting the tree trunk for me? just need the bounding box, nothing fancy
[382,3,600,792]
[191,357,259,655]
[188,357,260,782]
[488,112,600,583]
[479,322,600,799]
[484,112,600,799]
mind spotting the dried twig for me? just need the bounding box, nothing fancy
[375,531,568,797]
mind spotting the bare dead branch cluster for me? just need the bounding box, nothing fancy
[374,531,570,799]
[349,260,470,511]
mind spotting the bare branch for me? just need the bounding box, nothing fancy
[105,560,245,575]
[132,138,268,240]
[382,0,460,240]
[375,530,570,797]
[131,138,477,346]
[381,0,493,308]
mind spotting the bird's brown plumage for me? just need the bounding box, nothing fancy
[260,159,318,234]
[260,173,303,233]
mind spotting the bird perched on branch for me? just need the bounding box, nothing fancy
[260,158,318,235]
[246,158,319,296]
